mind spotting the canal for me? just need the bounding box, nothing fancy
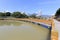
[0,20,51,40]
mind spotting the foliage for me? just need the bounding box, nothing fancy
[12,12,22,18]
[0,11,37,18]
[0,12,5,17]
[5,12,11,16]
[29,13,37,18]
[22,13,28,18]
[55,8,60,16]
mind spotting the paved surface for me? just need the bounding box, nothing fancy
[53,19,60,40]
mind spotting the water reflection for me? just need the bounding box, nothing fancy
[0,20,22,26]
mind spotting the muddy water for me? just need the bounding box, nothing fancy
[0,20,50,40]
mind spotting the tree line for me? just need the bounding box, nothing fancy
[0,11,37,18]
[0,8,59,19]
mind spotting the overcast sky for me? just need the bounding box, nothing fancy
[0,0,60,15]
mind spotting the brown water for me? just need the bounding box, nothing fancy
[0,20,50,40]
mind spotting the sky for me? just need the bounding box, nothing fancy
[0,0,60,15]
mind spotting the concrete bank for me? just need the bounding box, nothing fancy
[51,19,58,40]
[19,20,51,30]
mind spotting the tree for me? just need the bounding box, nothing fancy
[55,8,60,16]
[0,12,5,17]
[30,13,37,18]
[54,8,60,21]
[22,13,28,18]
[5,12,11,16]
[12,12,22,18]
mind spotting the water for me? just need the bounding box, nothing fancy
[0,20,50,40]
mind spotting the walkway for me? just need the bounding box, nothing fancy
[53,19,60,40]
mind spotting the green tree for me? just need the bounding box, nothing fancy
[5,12,11,16]
[30,13,37,18]
[55,8,60,16]
[22,13,28,18]
[12,12,22,18]
[0,12,5,17]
